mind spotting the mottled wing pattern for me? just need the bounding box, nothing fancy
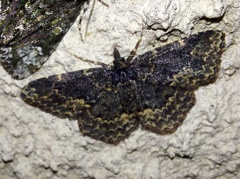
[21,68,139,144]
[138,85,196,134]
[0,0,87,79]
[132,31,224,88]
[132,30,225,134]
[21,30,225,144]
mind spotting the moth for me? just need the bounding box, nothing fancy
[0,0,88,79]
[21,30,225,144]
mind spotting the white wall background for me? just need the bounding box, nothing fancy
[1,0,240,178]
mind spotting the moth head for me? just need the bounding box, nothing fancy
[113,47,128,69]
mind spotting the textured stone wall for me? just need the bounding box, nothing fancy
[0,0,240,178]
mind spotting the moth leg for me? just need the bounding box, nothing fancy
[78,0,91,40]
[140,90,196,135]
[97,0,109,7]
[126,27,144,64]
[79,0,109,40]
[84,0,96,37]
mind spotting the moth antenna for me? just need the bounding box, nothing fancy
[66,50,109,68]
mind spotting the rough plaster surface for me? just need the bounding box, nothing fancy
[0,0,240,178]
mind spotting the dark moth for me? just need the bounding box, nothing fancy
[21,31,225,144]
[0,0,88,79]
